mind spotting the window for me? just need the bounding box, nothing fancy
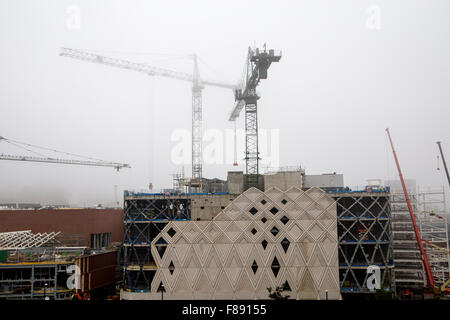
[90,232,111,249]
[270,207,279,215]
[270,226,279,236]
[280,216,289,225]
[251,260,258,274]
[167,228,176,238]
[261,239,268,250]
[271,257,280,277]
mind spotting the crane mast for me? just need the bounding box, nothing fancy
[230,45,281,190]
[385,128,435,289]
[191,54,203,184]
[60,48,235,190]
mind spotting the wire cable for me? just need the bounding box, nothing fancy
[3,137,109,163]
[76,47,190,58]
[197,56,226,81]
[4,140,50,158]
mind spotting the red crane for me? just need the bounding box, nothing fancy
[385,128,435,289]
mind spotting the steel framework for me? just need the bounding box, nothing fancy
[244,96,259,188]
[329,191,395,294]
[192,58,203,182]
[122,195,191,291]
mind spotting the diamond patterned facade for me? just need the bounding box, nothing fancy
[148,187,341,300]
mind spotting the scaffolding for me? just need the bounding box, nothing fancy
[172,172,185,194]
[417,186,450,287]
[387,181,450,292]
[390,190,426,289]
[384,179,426,292]
[329,191,394,294]
[172,174,228,194]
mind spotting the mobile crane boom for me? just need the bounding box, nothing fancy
[386,128,435,288]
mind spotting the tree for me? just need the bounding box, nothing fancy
[267,281,291,300]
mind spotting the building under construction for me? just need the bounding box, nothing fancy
[0,230,85,299]
[122,185,342,300]
[120,169,398,299]
[0,230,118,300]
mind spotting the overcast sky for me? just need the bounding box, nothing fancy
[1,1,449,208]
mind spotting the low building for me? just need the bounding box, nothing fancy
[0,208,124,248]
[0,203,41,210]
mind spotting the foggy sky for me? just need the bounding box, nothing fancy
[1,1,449,209]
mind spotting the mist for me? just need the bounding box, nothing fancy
[1,1,449,210]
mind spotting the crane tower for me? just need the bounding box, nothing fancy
[229,45,281,190]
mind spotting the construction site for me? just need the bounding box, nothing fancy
[1,3,450,302]
[0,42,449,301]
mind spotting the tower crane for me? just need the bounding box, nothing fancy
[60,48,236,190]
[0,136,130,171]
[229,45,281,190]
